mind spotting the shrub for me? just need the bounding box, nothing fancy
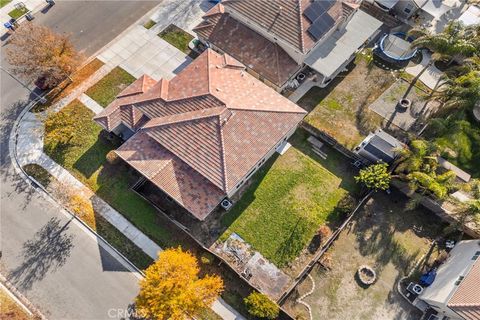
[336,194,357,217]
[320,252,333,269]
[244,292,279,319]
[200,252,214,265]
[106,150,120,165]
[317,225,332,243]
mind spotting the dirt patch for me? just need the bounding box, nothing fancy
[283,191,446,320]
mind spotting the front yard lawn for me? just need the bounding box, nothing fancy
[300,54,396,149]
[221,130,358,267]
[159,24,194,55]
[0,0,12,8]
[85,67,136,108]
[43,100,173,249]
[8,6,28,19]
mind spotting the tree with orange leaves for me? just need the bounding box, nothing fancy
[135,247,223,320]
[6,22,83,88]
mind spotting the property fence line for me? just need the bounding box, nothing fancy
[301,122,370,167]
[130,185,295,320]
[278,190,373,305]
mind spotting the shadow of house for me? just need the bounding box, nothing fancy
[8,217,75,291]
[73,131,121,179]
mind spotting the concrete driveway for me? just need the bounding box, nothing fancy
[98,25,192,80]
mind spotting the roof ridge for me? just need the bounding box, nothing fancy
[217,113,229,192]
[227,106,306,114]
[297,0,305,52]
[142,106,226,129]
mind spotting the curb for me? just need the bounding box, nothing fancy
[0,273,47,320]
[9,100,145,279]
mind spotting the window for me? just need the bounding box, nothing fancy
[473,251,480,260]
[454,276,464,286]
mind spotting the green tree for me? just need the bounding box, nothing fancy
[355,163,391,191]
[453,199,480,239]
[395,140,456,199]
[136,248,223,320]
[244,292,279,320]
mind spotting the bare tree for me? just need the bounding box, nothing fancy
[6,22,83,88]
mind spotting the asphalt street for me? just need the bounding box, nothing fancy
[0,1,158,319]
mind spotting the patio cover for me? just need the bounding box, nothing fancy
[459,5,480,26]
[414,0,460,19]
[305,10,382,79]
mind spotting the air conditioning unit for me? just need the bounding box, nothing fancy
[221,199,233,210]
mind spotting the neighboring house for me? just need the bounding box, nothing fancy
[353,129,403,164]
[374,0,462,21]
[418,240,480,320]
[193,0,382,91]
[93,49,306,220]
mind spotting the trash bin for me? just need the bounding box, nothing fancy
[25,12,34,21]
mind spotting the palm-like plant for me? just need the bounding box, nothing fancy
[395,140,456,199]
[437,70,480,110]
[409,21,479,65]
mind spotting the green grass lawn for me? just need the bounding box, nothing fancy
[221,130,358,267]
[159,24,194,54]
[8,6,28,19]
[43,100,173,249]
[300,57,395,149]
[0,0,12,9]
[85,67,136,108]
[143,19,156,29]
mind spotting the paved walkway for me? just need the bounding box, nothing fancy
[405,50,444,90]
[289,78,318,103]
[97,25,192,80]
[78,93,103,114]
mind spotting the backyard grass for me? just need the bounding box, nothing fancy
[22,163,153,270]
[284,191,447,320]
[33,58,104,113]
[0,287,32,320]
[43,100,174,249]
[85,67,136,108]
[221,129,358,267]
[300,57,396,149]
[0,0,12,8]
[159,24,194,54]
[143,19,156,29]
[8,6,28,19]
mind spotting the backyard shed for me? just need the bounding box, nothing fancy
[354,130,403,163]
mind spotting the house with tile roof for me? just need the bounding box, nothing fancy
[193,0,382,91]
[418,240,480,320]
[93,49,306,220]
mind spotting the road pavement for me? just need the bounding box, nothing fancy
[0,1,159,319]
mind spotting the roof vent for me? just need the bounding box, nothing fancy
[277,6,283,14]
[240,71,245,77]
[216,87,221,92]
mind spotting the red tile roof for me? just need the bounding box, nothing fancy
[94,49,306,219]
[448,259,480,320]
